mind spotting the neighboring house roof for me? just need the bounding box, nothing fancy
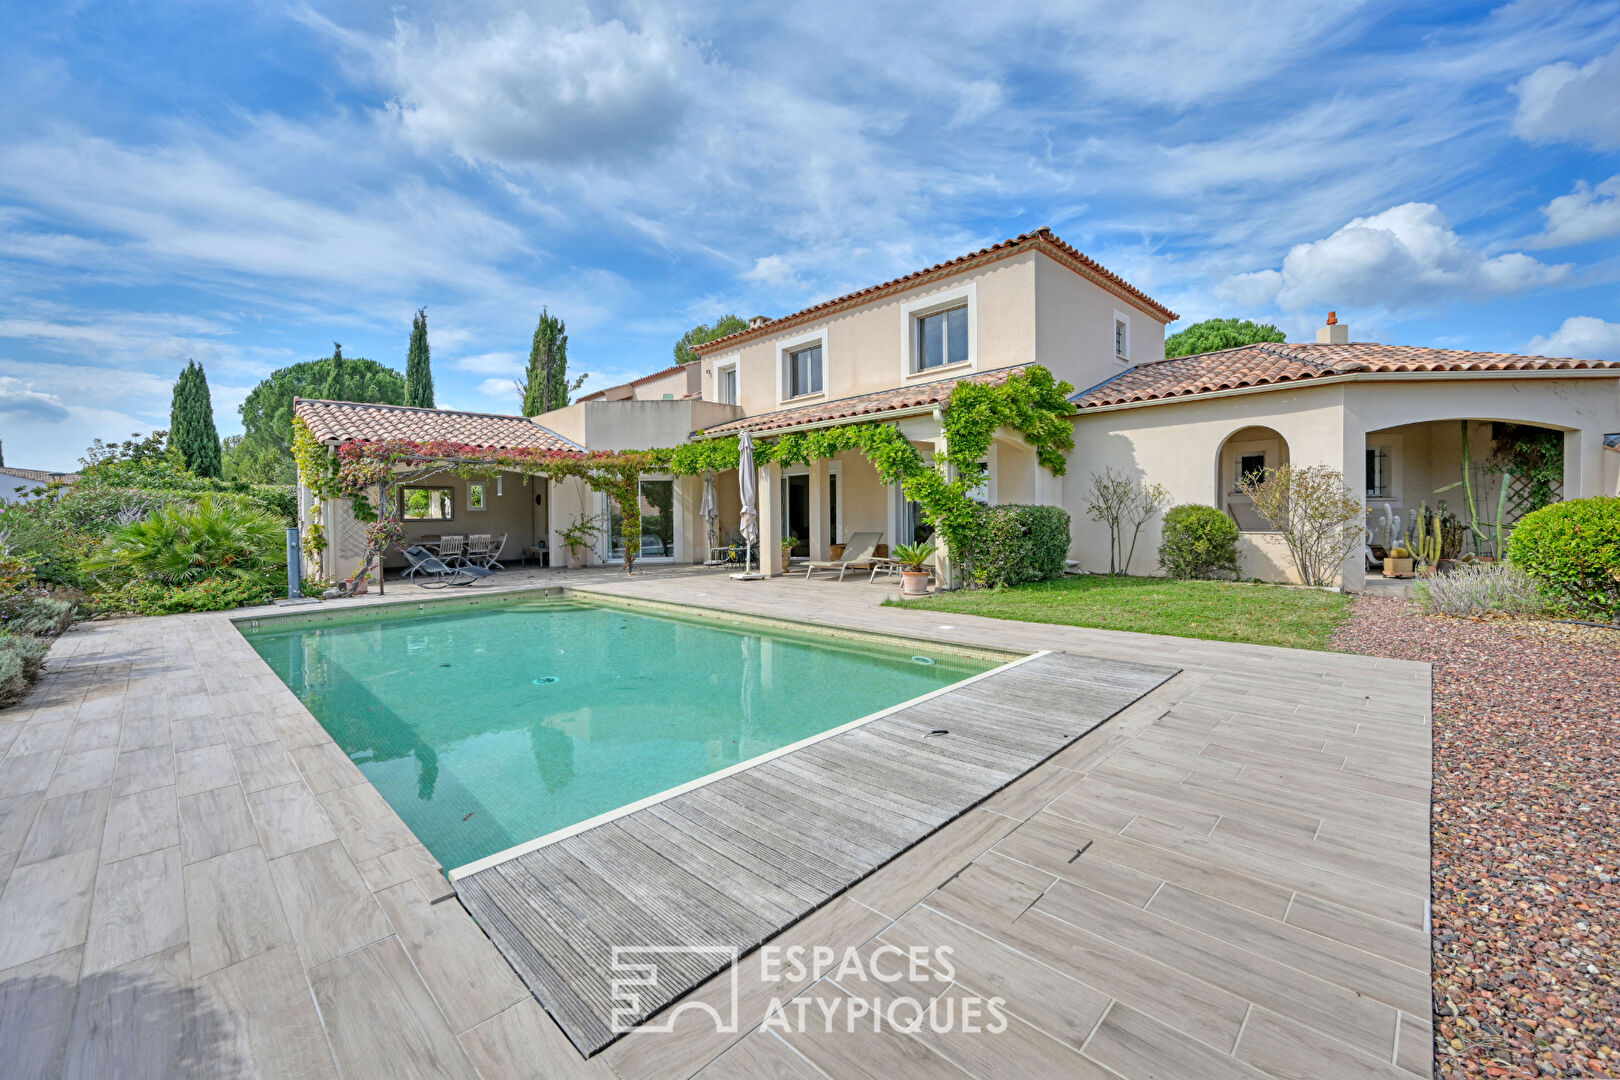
[577,363,692,401]
[0,467,78,484]
[1072,342,1620,409]
[692,228,1178,359]
[292,398,582,451]
[701,364,1033,436]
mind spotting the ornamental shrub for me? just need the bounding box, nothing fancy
[1412,561,1551,618]
[1506,496,1620,619]
[98,570,286,616]
[87,496,286,587]
[0,634,51,708]
[1158,504,1241,580]
[0,594,77,637]
[966,504,1070,588]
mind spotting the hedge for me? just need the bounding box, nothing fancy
[1506,496,1620,619]
[1158,504,1241,580]
[965,504,1071,588]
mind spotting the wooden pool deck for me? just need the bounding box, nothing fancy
[454,650,1177,1055]
[0,565,1434,1079]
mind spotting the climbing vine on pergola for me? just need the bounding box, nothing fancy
[296,365,1077,588]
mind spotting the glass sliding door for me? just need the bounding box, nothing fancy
[609,477,676,561]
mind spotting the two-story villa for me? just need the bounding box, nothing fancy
[294,228,1620,590]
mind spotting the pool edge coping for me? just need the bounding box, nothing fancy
[444,647,1050,881]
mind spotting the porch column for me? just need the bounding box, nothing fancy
[1339,413,1367,591]
[933,420,956,589]
[808,458,830,563]
[759,460,783,577]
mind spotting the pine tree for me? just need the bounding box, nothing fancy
[322,342,347,400]
[520,309,583,415]
[405,308,434,408]
[168,360,223,478]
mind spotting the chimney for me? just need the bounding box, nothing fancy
[748,316,769,329]
[1316,311,1349,344]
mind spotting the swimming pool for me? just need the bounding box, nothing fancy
[241,593,1003,872]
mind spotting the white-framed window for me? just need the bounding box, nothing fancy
[716,363,738,405]
[787,344,822,398]
[1113,309,1132,363]
[915,305,969,371]
[900,283,977,377]
[777,330,827,402]
[467,482,487,511]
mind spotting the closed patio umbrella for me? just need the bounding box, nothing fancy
[732,431,762,579]
[700,471,720,555]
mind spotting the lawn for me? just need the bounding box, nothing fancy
[888,574,1354,650]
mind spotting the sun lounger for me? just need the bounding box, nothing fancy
[401,546,495,588]
[801,532,883,581]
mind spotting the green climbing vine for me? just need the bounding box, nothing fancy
[291,416,342,561]
[293,365,1076,587]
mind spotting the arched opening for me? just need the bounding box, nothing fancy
[1216,426,1290,531]
[1365,418,1569,559]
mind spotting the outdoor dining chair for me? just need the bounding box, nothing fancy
[438,534,468,566]
[466,534,492,566]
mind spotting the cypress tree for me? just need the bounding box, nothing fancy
[322,342,347,400]
[168,360,223,478]
[521,309,578,415]
[405,308,435,408]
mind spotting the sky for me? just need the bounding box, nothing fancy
[2,1,1618,470]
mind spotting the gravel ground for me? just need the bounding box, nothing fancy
[1332,597,1620,1079]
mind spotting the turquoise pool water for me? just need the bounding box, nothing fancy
[242,595,998,871]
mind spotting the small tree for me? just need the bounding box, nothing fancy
[1164,318,1286,358]
[1237,464,1365,586]
[1083,467,1170,574]
[674,314,750,365]
[405,308,434,408]
[322,343,347,400]
[167,361,222,478]
[520,309,584,415]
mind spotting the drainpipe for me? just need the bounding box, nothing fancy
[285,528,302,599]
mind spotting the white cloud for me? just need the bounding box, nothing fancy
[455,351,525,376]
[0,376,69,423]
[381,10,695,166]
[1532,174,1620,248]
[742,255,803,289]
[1526,316,1620,360]
[1512,43,1620,149]
[1217,203,1570,312]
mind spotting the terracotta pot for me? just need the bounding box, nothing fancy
[1382,557,1414,579]
[901,570,931,596]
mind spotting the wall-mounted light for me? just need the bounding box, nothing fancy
[496,476,504,497]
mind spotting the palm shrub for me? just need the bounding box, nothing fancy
[1506,496,1620,619]
[1158,504,1240,579]
[88,496,286,586]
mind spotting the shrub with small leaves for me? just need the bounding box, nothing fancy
[1157,504,1240,580]
[0,634,51,708]
[965,504,1070,588]
[1506,496,1620,619]
[1412,562,1553,618]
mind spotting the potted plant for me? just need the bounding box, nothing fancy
[1382,546,1414,578]
[559,513,605,570]
[781,534,798,566]
[889,541,935,596]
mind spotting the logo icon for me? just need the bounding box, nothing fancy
[609,946,741,1035]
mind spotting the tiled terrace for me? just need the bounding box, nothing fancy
[0,566,1433,1079]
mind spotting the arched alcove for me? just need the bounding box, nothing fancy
[1216,426,1291,531]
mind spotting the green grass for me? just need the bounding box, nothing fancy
[887,574,1354,651]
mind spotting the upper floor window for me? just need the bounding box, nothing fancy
[1113,312,1131,362]
[915,305,968,371]
[787,344,823,398]
[718,365,738,404]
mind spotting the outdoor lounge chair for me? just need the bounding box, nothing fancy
[401,546,494,588]
[801,531,883,581]
[869,539,937,583]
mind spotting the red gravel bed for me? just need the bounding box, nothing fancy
[1333,597,1620,1078]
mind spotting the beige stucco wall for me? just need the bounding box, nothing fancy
[533,399,742,451]
[1066,373,1620,588]
[697,249,1175,415]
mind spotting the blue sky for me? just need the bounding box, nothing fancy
[2,0,1618,469]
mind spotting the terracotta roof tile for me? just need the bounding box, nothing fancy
[293,399,582,451]
[701,365,1032,436]
[692,228,1177,358]
[0,467,78,484]
[1072,342,1620,409]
